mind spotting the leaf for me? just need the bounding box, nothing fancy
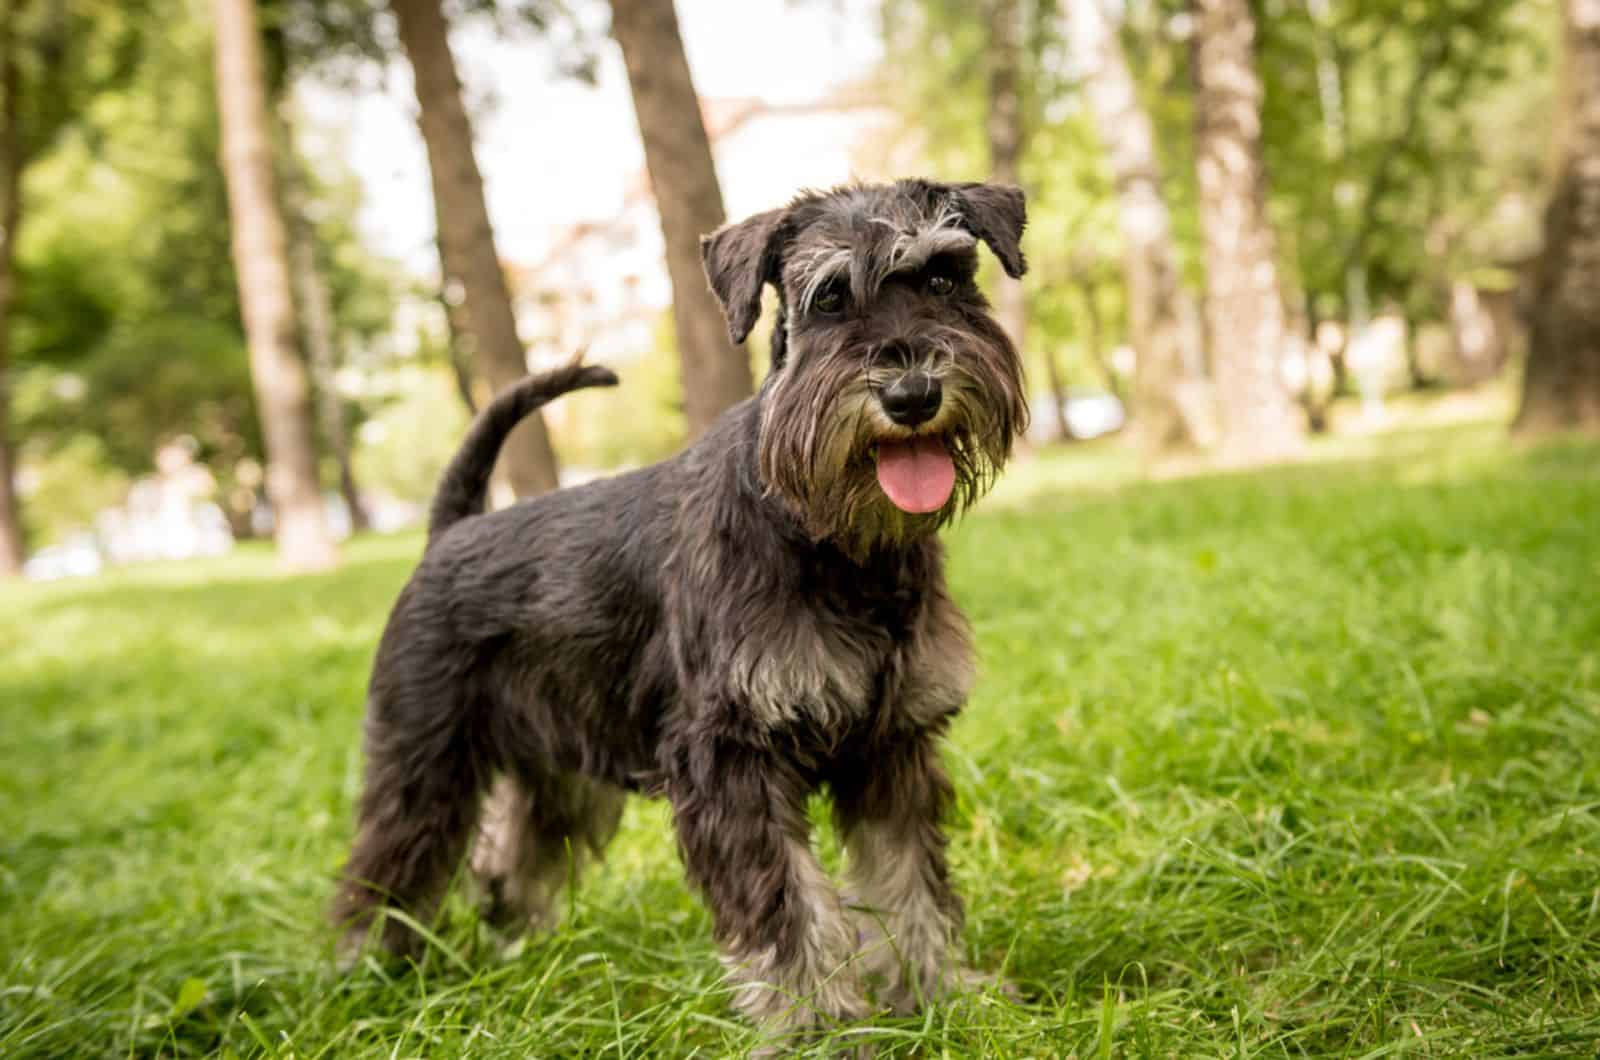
[1096,980,1116,1060]
[169,977,207,1020]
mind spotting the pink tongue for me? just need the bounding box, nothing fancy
[876,436,956,513]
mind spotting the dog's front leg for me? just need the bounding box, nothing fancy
[832,730,969,1015]
[667,733,869,1046]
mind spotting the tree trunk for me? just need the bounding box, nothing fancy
[391,0,560,494]
[985,0,1028,357]
[438,278,480,415]
[1190,0,1303,463]
[0,6,26,576]
[212,0,337,571]
[1514,0,1600,435]
[1400,310,1431,390]
[282,165,370,533]
[1040,344,1074,442]
[1077,278,1114,398]
[610,0,752,437]
[1062,0,1205,453]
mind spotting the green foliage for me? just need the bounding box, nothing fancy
[25,316,258,476]
[1256,0,1555,322]
[9,224,121,372]
[1117,0,1209,290]
[11,0,403,543]
[17,434,130,541]
[272,0,603,88]
[3,415,1598,1055]
[5,0,152,165]
[351,364,470,503]
[880,0,1134,391]
[885,0,1559,364]
[555,314,690,470]
[15,10,260,480]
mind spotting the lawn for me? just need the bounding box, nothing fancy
[4,411,1599,1058]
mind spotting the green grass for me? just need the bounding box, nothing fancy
[4,414,1599,1058]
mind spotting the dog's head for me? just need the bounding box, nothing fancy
[701,179,1030,556]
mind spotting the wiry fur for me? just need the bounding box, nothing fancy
[331,179,1028,1051]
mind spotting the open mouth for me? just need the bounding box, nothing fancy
[875,434,956,513]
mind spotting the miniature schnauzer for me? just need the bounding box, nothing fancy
[331,178,1029,1045]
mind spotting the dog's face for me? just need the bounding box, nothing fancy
[701,180,1030,556]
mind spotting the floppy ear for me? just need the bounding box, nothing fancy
[699,207,788,345]
[949,182,1028,279]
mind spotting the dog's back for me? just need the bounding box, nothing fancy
[409,451,684,788]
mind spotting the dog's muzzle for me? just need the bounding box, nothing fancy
[877,371,942,428]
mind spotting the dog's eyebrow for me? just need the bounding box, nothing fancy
[870,197,971,272]
[789,205,978,311]
[792,243,853,311]
[884,226,977,277]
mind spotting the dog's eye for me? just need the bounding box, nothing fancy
[814,285,846,315]
[928,273,956,296]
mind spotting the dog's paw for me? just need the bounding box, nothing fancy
[950,966,1023,1003]
[872,964,1021,1016]
[333,931,365,974]
[332,921,406,974]
[751,1027,876,1060]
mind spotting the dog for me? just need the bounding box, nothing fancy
[331,178,1029,1046]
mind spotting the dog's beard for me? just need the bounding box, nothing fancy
[757,328,1026,560]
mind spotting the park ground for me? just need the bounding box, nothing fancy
[3,390,1598,1058]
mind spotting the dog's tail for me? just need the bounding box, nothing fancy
[428,359,619,541]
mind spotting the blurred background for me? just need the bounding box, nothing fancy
[0,0,1592,579]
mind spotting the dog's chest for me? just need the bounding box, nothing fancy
[727,613,891,732]
[724,580,974,734]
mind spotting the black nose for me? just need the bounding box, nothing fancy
[878,371,943,427]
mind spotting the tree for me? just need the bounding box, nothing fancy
[283,151,369,532]
[1253,0,1548,404]
[0,6,27,575]
[1514,0,1600,434]
[15,3,397,548]
[1069,243,1121,398]
[1061,0,1206,452]
[15,33,262,540]
[390,0,561,495]
[984,0,1029,366]
[609,0,752,437]
[1190,0,1302,461]
[0,0,150,575]
[213,0,338,570]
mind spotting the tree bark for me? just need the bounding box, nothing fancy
[283,168,370,533]
[1040,342,1074,442]
[0,4,26,576]
[391,0,560,494]
[610,0,752,437]
[985,0,1028,358]
[1077,279,1112,397]
[1062,0,1205,453]
[1190,0,1303,462]
[437,278,480,415]
[1514,0,1600,435]
[212,0,337,571]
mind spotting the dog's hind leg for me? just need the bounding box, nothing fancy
[469,767,625,934]
[330,679,488,961]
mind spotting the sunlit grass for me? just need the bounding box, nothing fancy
[3,406,1598,1057]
